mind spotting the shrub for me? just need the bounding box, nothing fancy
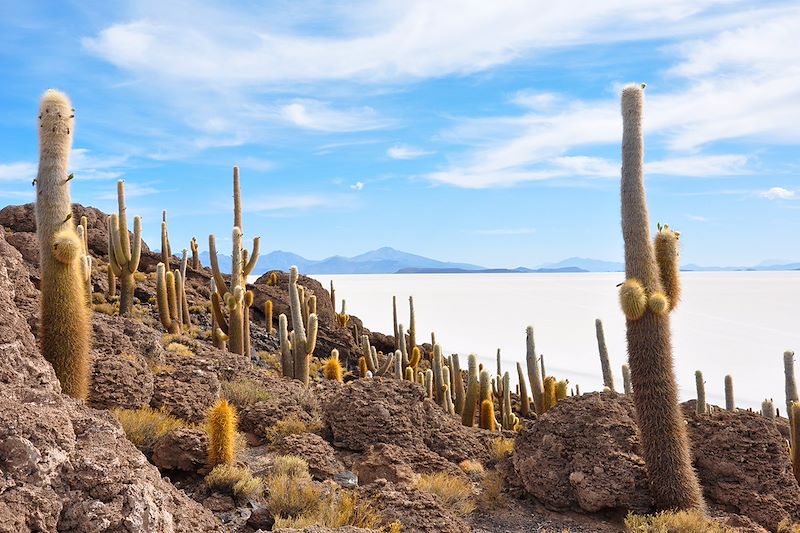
[477,469,504,509]
[205,464,263,499]
[624,510,738,532]
[222,378,270,407]
[458,459,485,480]
[415,472,475,516]
[266,472,320,518]
[112,407,186,453]
[272,489,383,530]
[271,454,311,479]
[779,520,800,533]
[265,416,322,444]
[491,437,514,461]
[92,303,116,316]
[165,342,194,357]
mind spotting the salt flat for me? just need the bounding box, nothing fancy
[311,272,800,411]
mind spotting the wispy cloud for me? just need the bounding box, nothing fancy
[350,181,364,191]
[760,187,796,200]
[243,194,344,212]
[94,182,160,200]
[387,144,433,160]
[0,162,36,182]
[0,189,34,200]
[475,228,536,236]
[280,100,391,132]
[685,214,708,222]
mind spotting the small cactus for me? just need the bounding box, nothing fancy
[762,399,776,418]
[479,399,497,431]
[695,371,706,415]
[785,351,798,421]
[542,377,557,412]
[461,353,479,427]
[526,326,545,415]
[595,319,615,392]
[207,399,238,468]
[358,356,369,378]
[516,362,530,417]
[323,349,343,382]
[724,375,735,411]
[622,364,632,394]
[451,353,465,415]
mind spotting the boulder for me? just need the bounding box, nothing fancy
[273,433,344,480]
[152,428,208,472]
[150,367,220,424]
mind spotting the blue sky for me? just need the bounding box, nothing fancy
[1,0,798,268]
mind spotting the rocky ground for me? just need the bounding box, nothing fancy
[1,202,798,533]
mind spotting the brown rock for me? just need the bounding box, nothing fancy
[273,432,344,480]
[0,228,221,532]
[238,375,321,439]
[150,366,221,423]
[685,403,800,531]
[352,444,420,486]
[152,428,208,472]
[202,493,235,512]
[513,393,652,513]
[90,348,154,410]
[360,479,469,533]
[323,378,491,466]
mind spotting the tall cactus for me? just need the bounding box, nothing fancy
[516,362,530,417]
[451,353,465,415]
[161,210,172,268]
[156,263,181,334]
[208,167,260,356]
[785,351,798,421]
[279,266,318,385]
[618,84,704,511]
[190,236,200,269]
[526,326,544,415]
[392,295,399,341]
[595,319,615,392]
[35,89,90,399]
[179,249,191,326]
[462,353,479,427]
[408,296,417,353]
[724,375,735,411]
[108,181,142,315]
[622,363,632,394]
[695,371,706,415]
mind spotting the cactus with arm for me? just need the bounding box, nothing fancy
[108,181,142,316]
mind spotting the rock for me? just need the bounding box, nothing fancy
[246,503,275,530]
[333,471,359,489]
[352,444,419,486]
[150,366,220,423]
[273,432,344,480]
[685,403,800,531]
[203,493,236,512]
[152,428,208,472]
[90,348,154,410]
[323,378,491,466]
[360,479,469,533]
[513,393,652,513]
[238,376,321,439]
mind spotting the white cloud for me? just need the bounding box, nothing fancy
[244,194,338,212]
[69,148,128,180]
[0,189,35,200]
[237,156,274,172]
[82,1,779,85]
[475,228,536,236]
[350,181,364,191]
[760,187,796,200]
[0,162,36,182]
[685,214,708,222]
[94,182,159,200]
[426,6,800,188]
[387,144,433,160]
[280,100,390,132]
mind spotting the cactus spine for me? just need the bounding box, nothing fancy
[35,90,90,399]
[595,319,615,392]
[785,351,798,421]
[108,180,142,315]
[619,84,703,511]
[208,167,260,356]
[462,354,479,427]
[694,371,706,415]
[526,326,545,415]
[724,375,735,411]
[622,364,632,394]
[207,399,237,467]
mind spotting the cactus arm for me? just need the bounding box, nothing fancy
[109,213,127,270]
[243,236,260,276]
[279,314,293,378]
[207,234,229,299]
[397,323,408,367]
[156,263,177,333]
[785,351,798,420]
[289,266,306,341]
[129,216,142,273]
[306,314,318,355]
[233,166,242,230]
[516,362,530,417]
[116,181,132,262]
[408,296,416,351]
[210,292,229,336]
[375,352,394,377]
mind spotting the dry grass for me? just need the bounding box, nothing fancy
[134,271,147,282]
[491,437,514,461]
[92,292,107,304]
[458,459,485,479]
[205,464,263,500]
[266,475,319,517]
[148,363,176,375]
[415,472,476,516]
[271,455,311,479]
[779,520,800,532]
[222,378,270,407]
[272,489,384,530]
[625,510,738,532]
[112,407,186,453]
[477,469,505,509]
[257,351,281,371]
[165,342,195,357]
[265,415,323,444]
[92,302,117,315]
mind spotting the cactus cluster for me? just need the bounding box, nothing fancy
[209,167,260,357]
[278,266,319,385]
[107,180,142,316]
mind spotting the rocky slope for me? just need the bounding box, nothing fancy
[1,202,798,533]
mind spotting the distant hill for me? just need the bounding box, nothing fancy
[198,247,800,276]
[200,246,485,275]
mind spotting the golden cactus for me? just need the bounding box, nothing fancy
[207,399,238,468]
[323,349,344,382]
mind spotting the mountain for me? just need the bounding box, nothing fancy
[397,266,587,274]
[200,247,485,275]
[537,257,624,272]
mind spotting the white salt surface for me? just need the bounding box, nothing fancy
[311,272,800,411]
